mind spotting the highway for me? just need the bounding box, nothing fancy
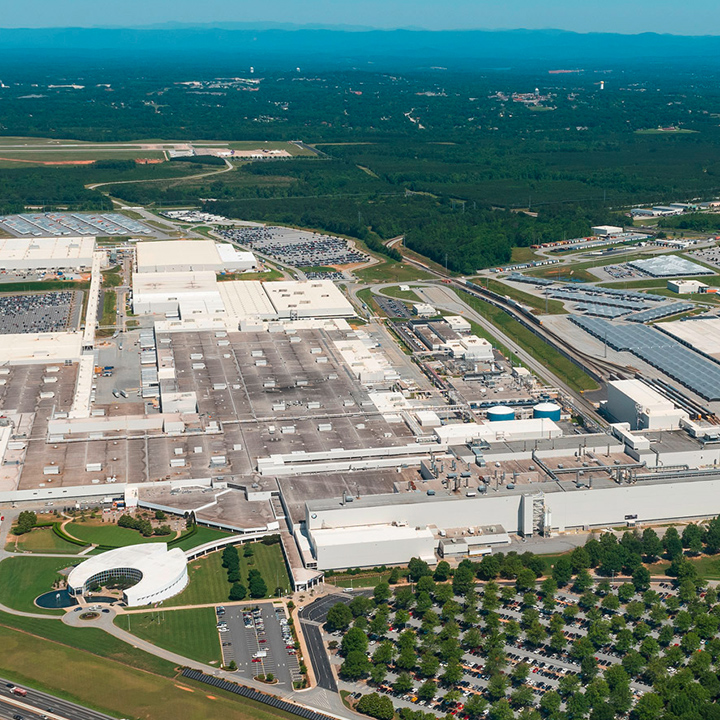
[0,680,114,720]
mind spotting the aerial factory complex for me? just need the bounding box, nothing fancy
[3,139,720,720]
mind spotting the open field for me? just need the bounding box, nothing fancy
[163,543,291,607]
[355,261,434,283]
[173,526,236,552]
[648,554,720,579]
[0,556,76,615]
[0,620,297,720]
[456,290,599,393]
[356,287,388,317]
[483,278,566,314]
[4,527,84,554]
[116,607,221,665]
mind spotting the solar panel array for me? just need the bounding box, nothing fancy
[509,274,554,287]
[549,289,649,310]
[182,668,334,720]
[570,284,666,303]
[571,315,720,400]
[626,303,694,323]
[574,304,629,319]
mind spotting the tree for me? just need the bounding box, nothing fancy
[464,627,483,650]
[512,662,530,686]
[408,557,432,582]
[641,528,663,561]
[663,526,683,560]
[632,566,651,592]
[601,594,620,613]
[465,694,487,718]
[618,583,635,603]
[340,650,371,680]
[393,672,413,694]
[441,660,464,686]
[488,700,514,720]
[247,568,267,598]
[14,510,38,535]
[356,692,394,720]
[539,690,562,718]
[229,583,246,601]
[373,581,391,604]
[515,568,537,593]
[418,681,437,702]
[573,568,594,593]
[341,627,369,656]
[570,546,591,572]
[370,664,387,686]
[552,557,573,586]
[243,543,254,558]
[631,693,664,720]
[549,631,567,655]
[396,647,417,671]
[487,674,508,701]
[511,687,534,709]
[434,560,452,581]
[415,651,438,678]
[326,602,353,632]
[452,565,475,595]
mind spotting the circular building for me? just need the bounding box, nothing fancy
[67,543,188,607]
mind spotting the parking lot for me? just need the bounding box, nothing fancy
[216,604,302,689]
[217,226,367,267]
[374,296,412,319]
[0,291,81,334]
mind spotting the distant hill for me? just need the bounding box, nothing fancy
[2,27,720,68]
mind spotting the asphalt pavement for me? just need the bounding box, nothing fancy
[0,678,114,720]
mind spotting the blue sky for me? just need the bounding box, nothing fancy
[2,0,719,34]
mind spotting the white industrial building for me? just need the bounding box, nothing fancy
[434,418,562,444]
[413,304,437,318]
[0,236,95,270]
[667,279,709,294]
[449,336,494,361]
[445,316,472,334]
[132,271,224,317]
[66,543,188,607]
[591,225,623,236]
[136,240,256,273]
[133,273,354,326]
[605,379,688,431]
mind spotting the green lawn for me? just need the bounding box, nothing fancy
[173,526,236,552]
[379,285,422,302]
[65,521,169,547]
[0,557,78,615]
[327,572,391,589]
[163,543,291,607]
[355,260,433,283]
[116,607,221,665]
[5,527,85,554]
[484,278,566,315]
[0,620,297,720]
[356,287,387,316]
[648,555,720,580]
[455,289,599,393]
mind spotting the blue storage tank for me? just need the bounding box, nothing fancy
[533,402,562,421]
[486,405,515,422]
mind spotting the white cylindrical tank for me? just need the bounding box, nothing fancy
[487,405,515,422]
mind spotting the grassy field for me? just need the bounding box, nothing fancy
[0,556,77,614]
[173,526,236,552]
[0,620,298,720]
[455,290,599,393]
[355,260,433,283]
[484,278,566,315]
[5,527,85,554]
[217,268,285,282]
[163,543,291,607]
[0,279,90,293]
[356,287,386,316]
[115,608,221,665]
[510,246,542,263]
[648,555,720,580]
[65,520,170,547]
[327,572,391,589]
[379,285,422,302]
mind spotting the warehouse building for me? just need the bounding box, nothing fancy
[0,236,95,270]
[591,225,623,236]
[136,240,256,273]
[605,379,688,431]
[667,279,709,294]
[132,271,224,317]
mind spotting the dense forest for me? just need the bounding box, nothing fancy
[2,59,720,268]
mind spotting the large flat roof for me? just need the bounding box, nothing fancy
[264,281,355,318]
[132,271,219,296]
[0,236,95,264]
[218,281,277,320]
